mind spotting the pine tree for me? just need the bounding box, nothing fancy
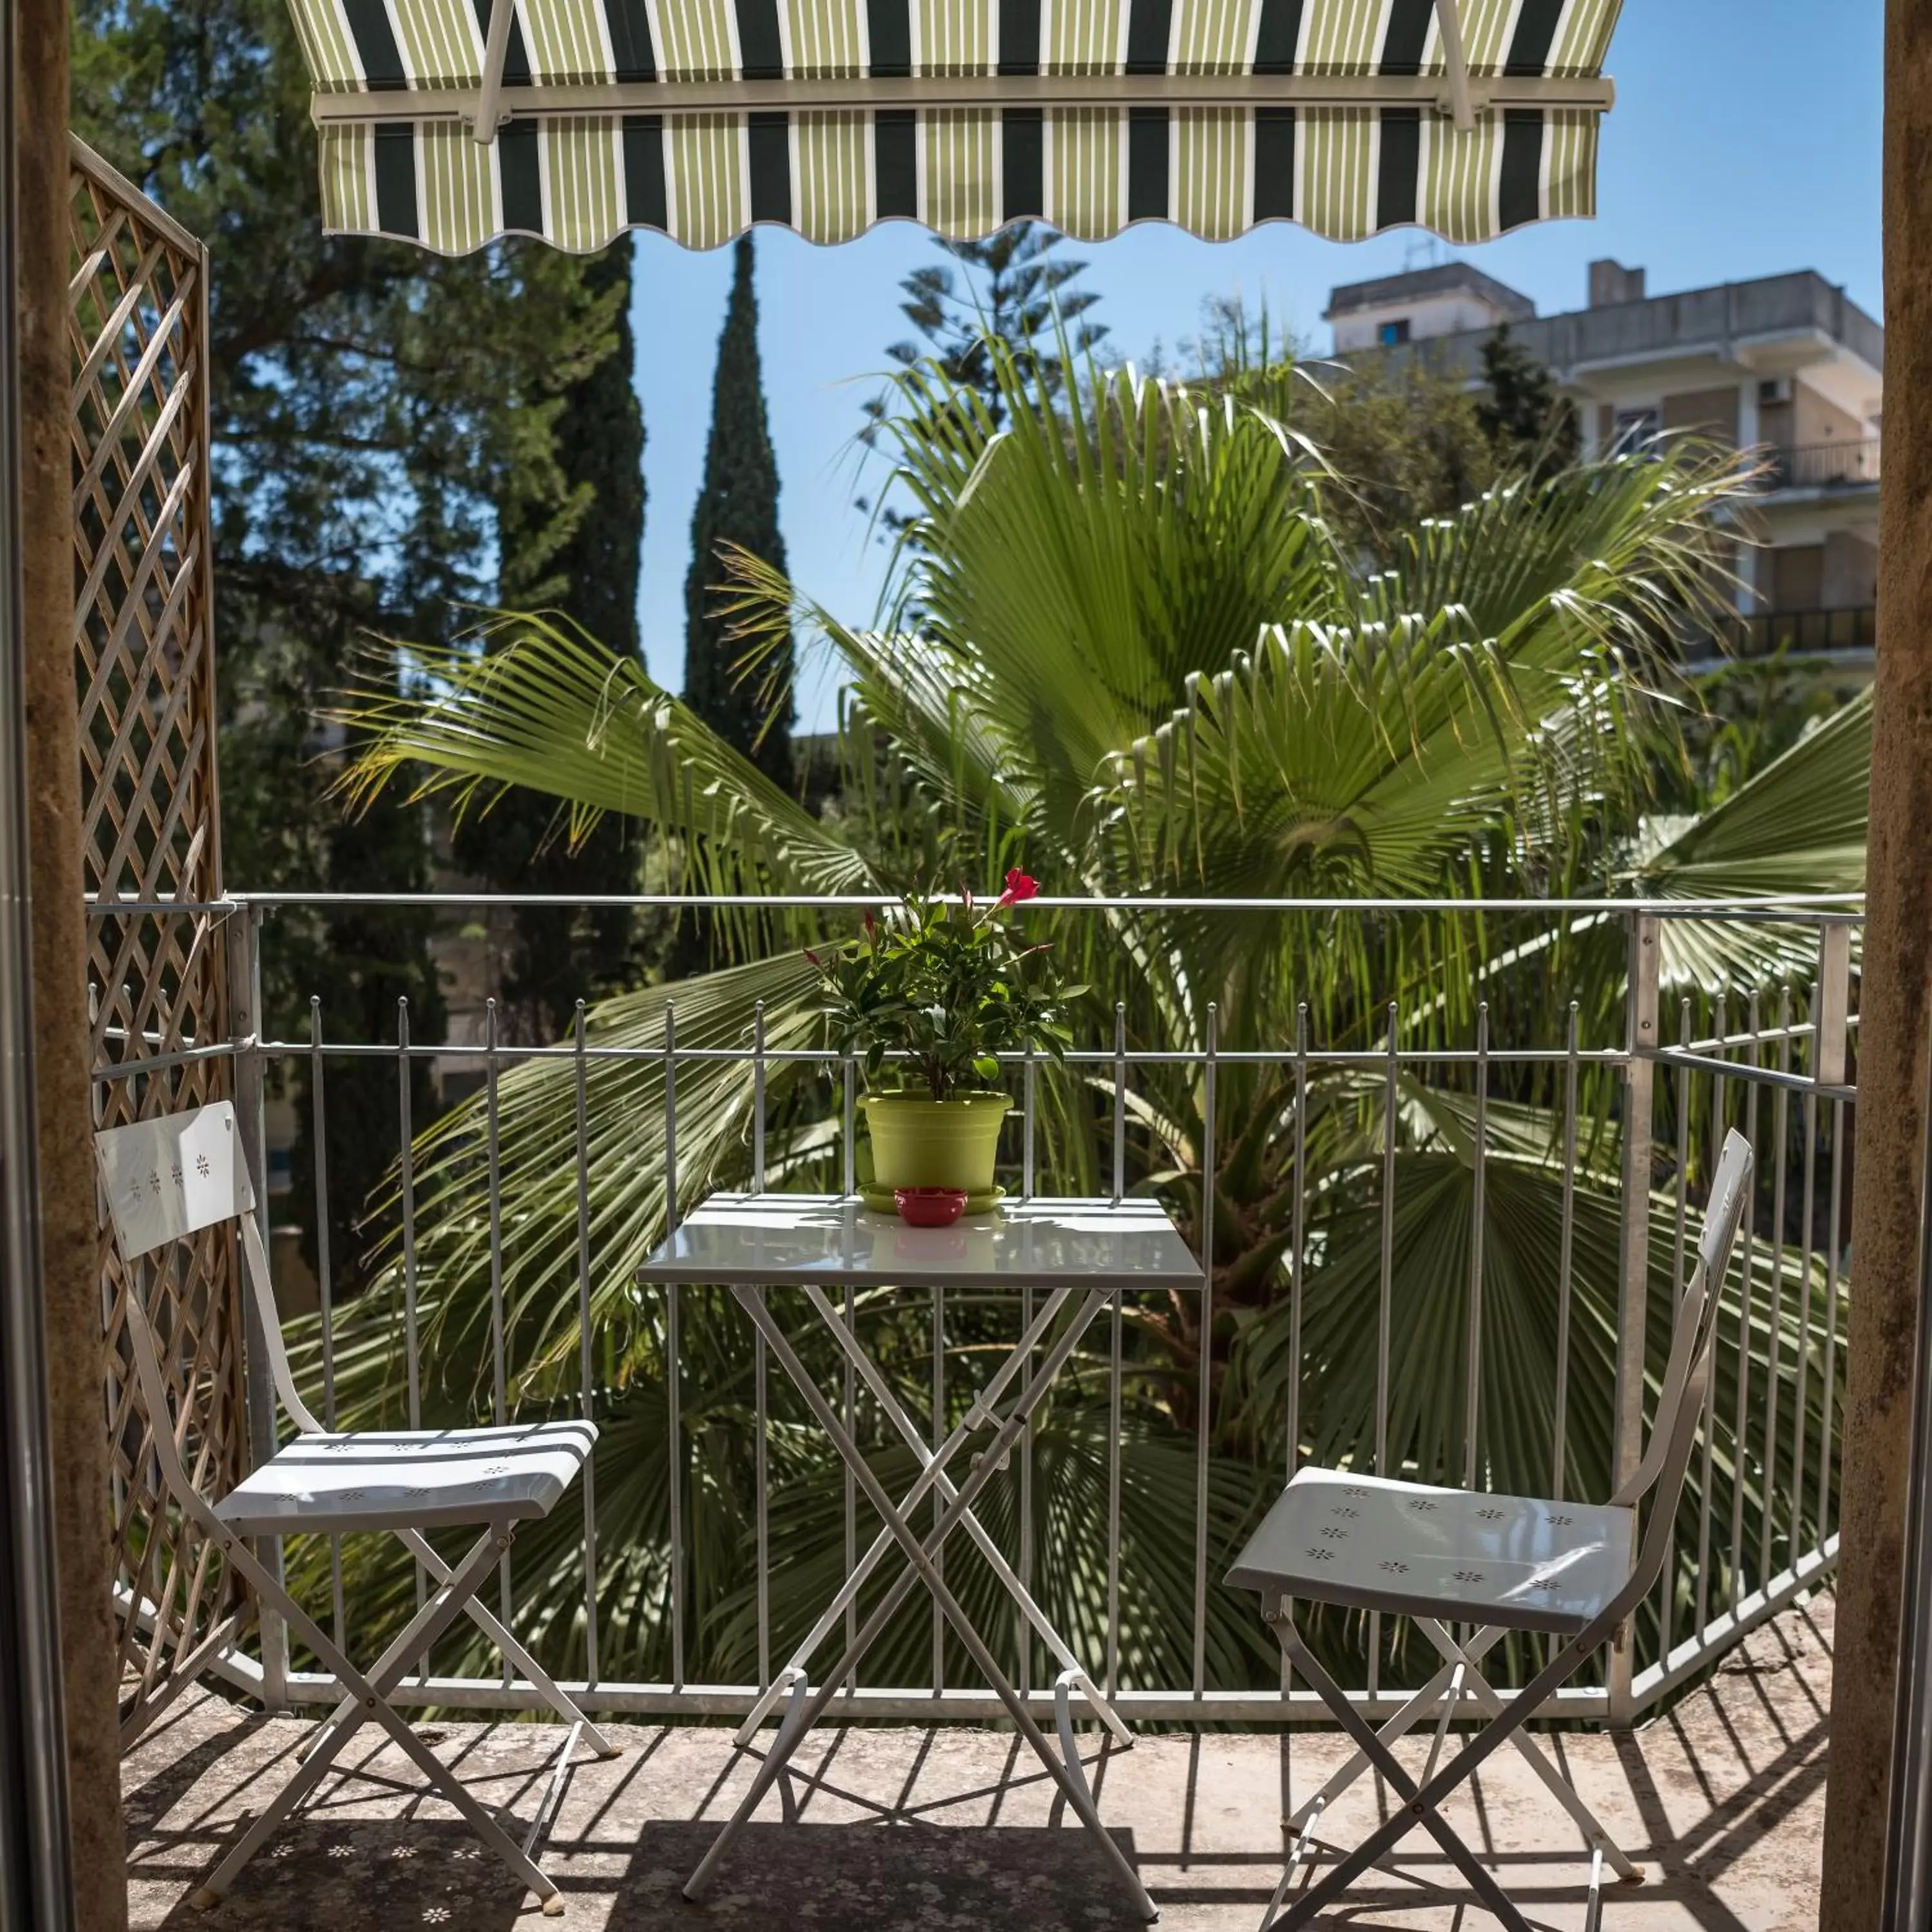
[891,225,1106,421]
[684,236,793,789]
[1477,323,1580,477]
[456,238,647,1041]
[855,223,1106,532]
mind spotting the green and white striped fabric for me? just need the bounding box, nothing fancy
[293,0,1620,253]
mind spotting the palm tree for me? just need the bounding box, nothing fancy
[310,342,1865,1695]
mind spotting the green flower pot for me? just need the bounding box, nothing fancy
[859,1091,1013,1196]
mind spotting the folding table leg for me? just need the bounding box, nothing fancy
[801,1280,1133,1749]
[195,1526,565,1915]
[734,1282,1112,1748]
[1271,1617,1535,1932]
[688,1284,1158,1922]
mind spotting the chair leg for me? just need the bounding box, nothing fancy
[1271,1616,1536,1932]
[1413,1617,1641,1884]
[395,1526,621,1757]
[299,1525,620,1768]
[197,1526,566,1916]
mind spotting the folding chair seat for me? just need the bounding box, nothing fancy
[98,1101,617,1917]
[213,1419,596,1538]
[1228,1468,1633,1637]
[1229,1128,1756,1932]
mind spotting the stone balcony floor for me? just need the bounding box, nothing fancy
[124,1595,1831,1931]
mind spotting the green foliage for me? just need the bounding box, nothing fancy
[452,239,648,1041]
[855,223,1106,544]
[807,884,1079,1099]
[70,0,623,1294]
[1477,323,1581,477]
[327,329,1861,1696]
[884,224,1106,425]
[685,237,793,790]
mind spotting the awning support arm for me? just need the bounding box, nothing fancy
[312,70,1614,131]
[1434,0,1475,132]
[471,0,516,146]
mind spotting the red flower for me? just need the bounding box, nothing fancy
[1003,869,1040,904]
[802,947,822,968]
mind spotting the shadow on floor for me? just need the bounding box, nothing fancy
[142,1814,535,1931]
[595,1820,1147,1928]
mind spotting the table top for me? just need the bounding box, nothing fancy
[636,1195,1205,1291]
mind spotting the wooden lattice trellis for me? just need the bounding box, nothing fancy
[68,136,251,1743]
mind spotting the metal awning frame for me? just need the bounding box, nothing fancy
[314,0,1611,147]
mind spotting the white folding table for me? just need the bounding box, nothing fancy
[638,1193,1204,1922]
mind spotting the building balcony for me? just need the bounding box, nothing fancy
[128,1597,1833,1929]
[1700,605,1878,663]
[101,889,1857,1926]
[1757,439,1882,492]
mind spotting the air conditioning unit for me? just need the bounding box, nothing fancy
[1757,377,1794,405]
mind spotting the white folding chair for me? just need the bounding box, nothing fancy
[1228,1128,1756,1931]
[98,1101,619,1915]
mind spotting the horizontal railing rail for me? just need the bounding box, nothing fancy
[95,894,1858,1732]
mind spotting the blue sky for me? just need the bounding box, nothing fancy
[625,0,1882,731]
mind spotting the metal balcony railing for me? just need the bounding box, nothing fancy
[1761,439,1882,490]
[1709,605,1880,660]
[92,892,1859,1732]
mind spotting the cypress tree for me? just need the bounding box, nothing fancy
[457,238,647,1041]
[685,236,793,789]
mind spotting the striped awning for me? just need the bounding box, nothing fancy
[290,1,1622,255]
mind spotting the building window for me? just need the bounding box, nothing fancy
[1609,406,1660,455]
[1378,319,1411,346]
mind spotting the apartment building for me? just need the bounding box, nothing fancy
[1327,260,1883,663]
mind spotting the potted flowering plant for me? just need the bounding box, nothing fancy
[805,873,1079,1205]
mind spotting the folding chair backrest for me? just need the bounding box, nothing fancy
[1614,1128,1754,1603]
[97,1102,252,1256]
[96,1102,323,1445]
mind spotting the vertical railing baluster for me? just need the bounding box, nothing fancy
[1809,921,1852,1550]
[309,996,344,1655]
[485,998,512,1656]
[1288,1003,1309,1483]
[1731,992,1760,1610]
[752,1000,766,1193]
[1020,1275,1034,1696]
[1372,1001,1398,1701]
[573,1003,600,1687]
[663,1001,684,1690]
[397,998,425,1639]
[1794,1009,1818,1549]
[1822,1096,1846,1537]
[750,1003,770,1688]
[1022,1040,1036,1202]
[1106,1282,1124,1700]
[1765,990,1791,1570]
[227,907,287,1710]
[1610,913,1659,1723]
[932,1281,945,1694]
[1108,1001,1127,1700]
[1282,1002,1309,1700]
[842,1052,856,1198]
[842,1052,856,1673]
[1696,994,1727,1641]
[1191,1004,1217,1698]
[1464,1003,1488,1491]
[1553,1003,1579,1500]
[1660,996,1693,1659]
[1113,1003,1127,1206]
